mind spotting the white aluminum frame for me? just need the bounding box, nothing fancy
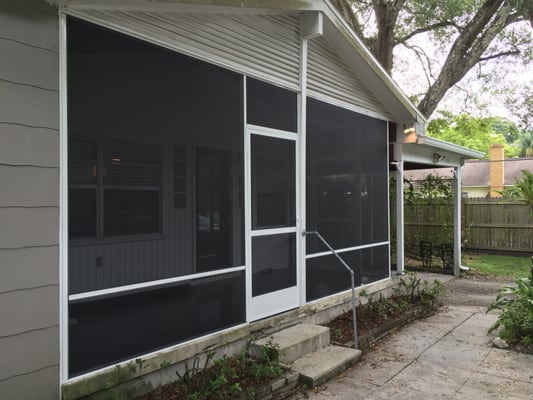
[69,266,246,301]
[59,11,69,385]
[298,36,308,306]
[245,123,301,321]
[305,241,390,259]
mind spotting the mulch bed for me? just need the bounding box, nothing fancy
[324,294,435,346]
[135,352,284,400]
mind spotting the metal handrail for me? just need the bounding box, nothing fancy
[303,231,358,350]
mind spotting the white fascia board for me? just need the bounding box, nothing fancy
[423,137,485,160]
[48,0,316,13]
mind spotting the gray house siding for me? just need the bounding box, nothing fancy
[0,0,60,399]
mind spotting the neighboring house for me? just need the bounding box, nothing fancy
[0,1,480,399]
[405,144,533,198]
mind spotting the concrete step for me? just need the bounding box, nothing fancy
[291,345,362,388]
[250,323,330,364]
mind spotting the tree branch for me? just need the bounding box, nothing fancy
[402,43,439,86]
[478,49,521,62]
[395,21,460,45]
[417,0,518,117]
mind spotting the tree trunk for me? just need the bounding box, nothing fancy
[371,0,404,74]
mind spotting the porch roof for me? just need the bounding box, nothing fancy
[401,136,485,170]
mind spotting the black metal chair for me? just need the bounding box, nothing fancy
[419,240,432,268]
[440,243,454,270]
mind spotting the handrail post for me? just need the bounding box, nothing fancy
[304,231,358,349]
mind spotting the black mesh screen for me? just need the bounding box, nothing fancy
[306,98,389,300]
[247,77,297,132]
[69,271,245,376]
[69,189,96,239]
[306,98,388,254]
[67,15,244,288]
[306,244,389,301]
[103,189,160,236]
[67,16,246,377]
[251,135,296,229]
[252,233,296,296]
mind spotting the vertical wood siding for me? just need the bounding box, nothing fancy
[0,1,60,399]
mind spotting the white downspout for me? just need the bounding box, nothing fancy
[392,144,404,275]
[453,165,463,276]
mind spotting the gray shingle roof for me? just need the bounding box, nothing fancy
[404,157,533,186]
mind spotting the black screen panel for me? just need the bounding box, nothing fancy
[69,189,97,238]
[306,244,389,301]
[251,135,296,229]
[252,233,296,296]
[306,98,388,254]
[67,15,245,293]
[247,77,297,132]
[69,271,245,376]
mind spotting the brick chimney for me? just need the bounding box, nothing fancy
[489,144,505,197]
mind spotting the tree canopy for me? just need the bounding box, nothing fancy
[427,113,520,157]
[332,0,533,119]
[501,170,533,212]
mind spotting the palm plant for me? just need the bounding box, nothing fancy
[516,131,533,157]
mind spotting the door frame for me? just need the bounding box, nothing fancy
[244,123,301,321]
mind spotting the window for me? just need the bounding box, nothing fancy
[68,137,162,239]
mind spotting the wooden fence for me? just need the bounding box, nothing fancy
[393,198,533,255]
[463,199,533,252]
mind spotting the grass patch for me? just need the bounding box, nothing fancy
[463,253,531,279]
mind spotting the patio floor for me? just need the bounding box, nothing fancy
[293,276,533,399]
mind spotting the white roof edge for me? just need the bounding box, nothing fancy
[423,136,485,160]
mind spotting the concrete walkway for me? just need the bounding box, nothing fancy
[293,278,533,399]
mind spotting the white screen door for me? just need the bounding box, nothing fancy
[246,125,299,320]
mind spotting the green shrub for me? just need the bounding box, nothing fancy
[174,342,284,400]
[488,275,533,348]
[395,272,445,310]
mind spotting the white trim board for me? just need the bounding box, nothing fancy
[68,266,246,301]
[306,241,389,259]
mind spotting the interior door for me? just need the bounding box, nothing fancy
[247,126,299,320]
